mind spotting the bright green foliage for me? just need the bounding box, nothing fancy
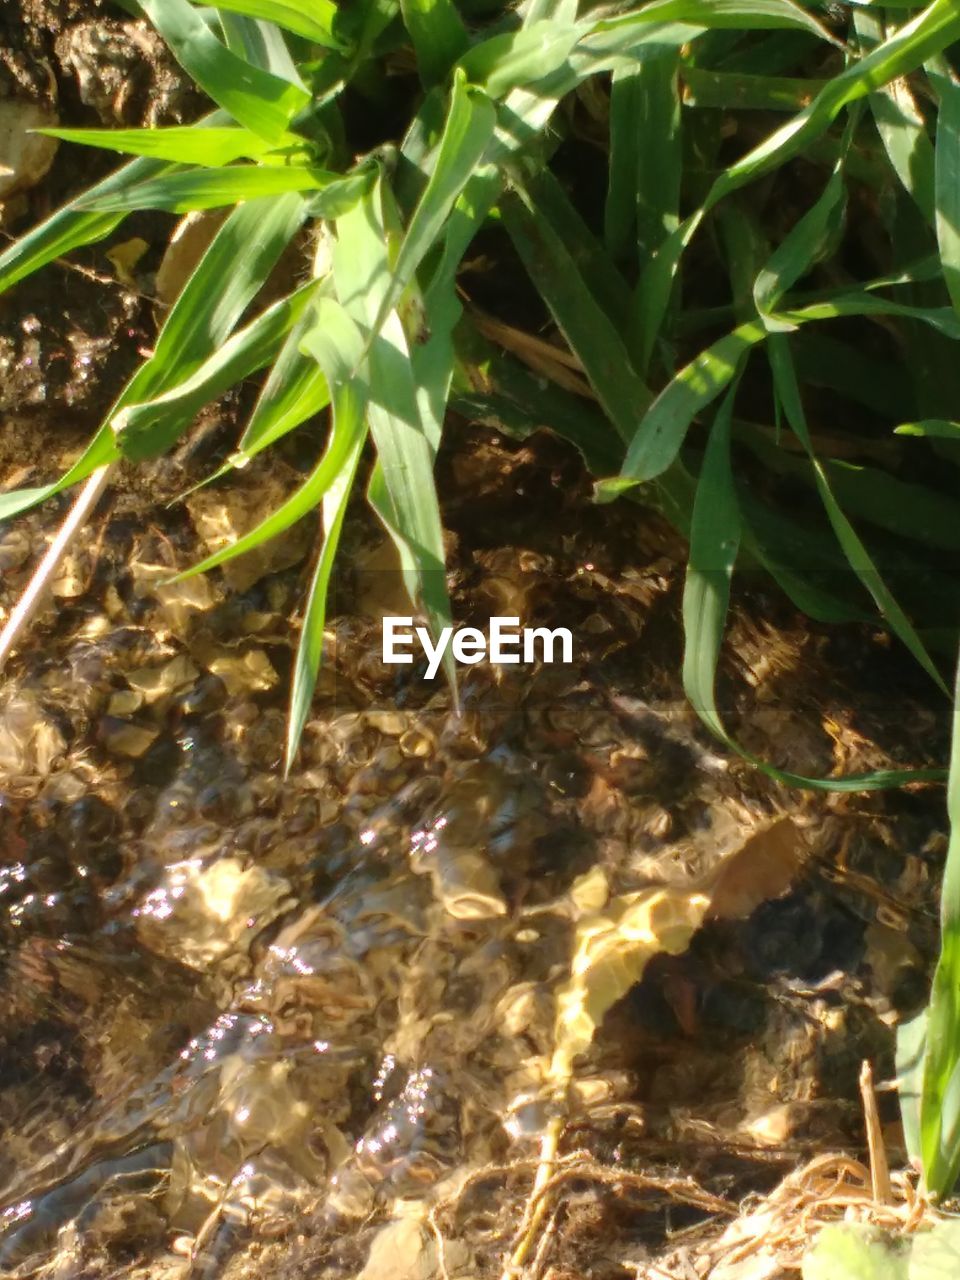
[4,7,960,1177]
[802,1219,960,1280]
[1,0,956,756]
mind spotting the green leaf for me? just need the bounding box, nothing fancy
[897,1009,928,1168]
[138,0,310,142]
[855,9,935,224]
[680,67,829,112]
[802,1224,908,1280]
[931,64,960,315]
[236,309,332,461]
[767,336,948,693]
[0,155,167,296]
[208,0,344,46]
[714,0,960,204]
[114,282,318,461]
[501,187,652,443]
[400,0,469,87]
[754,167,847,320]
[458,21,580,99]
[78,164,339,213]
[920,640,960,1196]
[682,386,742,743]
[607,289,960,497]
[36,125,277,166]
[632,0,960,368]
[334,174,456,692]
[286,298,370,770]
[367,70,496,343]
[0,194,308,522]
[896,419,960,439]
[606,48,681,264]
[608,320,765,491]
[679,386,945,792]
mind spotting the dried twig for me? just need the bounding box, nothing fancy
[860,1059,893,1206]
[0,462,114,673]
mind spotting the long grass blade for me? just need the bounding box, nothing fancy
[605,49,681,266]
[138,0,310,142]
[931,63,960,316]
[79,164,338,213]
[114,282,318,460]
[0,193,308,521]
[37,125,277,166]
[286,298,370,770]
[367,70,496,344]
[400,0,469,86]
[334,174,456,690]
[920,645,960,1195]
[208,0,343,46]
[768,336,948,693]
[681,386,946,790]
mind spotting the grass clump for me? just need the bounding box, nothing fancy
[2,0,960,1207]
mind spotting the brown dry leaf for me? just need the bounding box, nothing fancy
[155,209,229,305]
[551,878,711,1086]
[105,236,150,288]
[0,100,59,199]
[708,817,808,921]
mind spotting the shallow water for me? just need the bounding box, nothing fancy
[0,434,948,1279]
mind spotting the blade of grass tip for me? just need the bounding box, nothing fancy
[929,61,960,316]
[211,0,344,48]
[768,335,948,694]
[596,318,766,498]
[895,419,960,439]
[285,296,369,770]
[138,0,310,142]
[287,442,365,771]
[854,8,935,225]
[682,384,741,743]
[920,642,960,1196]
[37,125,277,167]
[605,288,960,502]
